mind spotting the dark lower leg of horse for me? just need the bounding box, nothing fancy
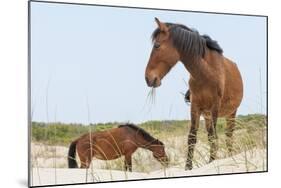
[124,162,132,172]
[186,109,200,170]
[225,111,236,156]
[225,132,233,155]
[185,127,198,170]
[208,113,218,163]
[208,129,218,163]
[124,155,132,172]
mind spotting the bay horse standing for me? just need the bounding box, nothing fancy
[68,123,169,172]
[145,18,243,170]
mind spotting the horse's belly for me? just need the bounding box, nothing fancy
[94,153,121,160]
[218,95,242,117]
[192,92,241,117]
[93,140,123,160]
[218,106,235,117]
[94,149,122,160]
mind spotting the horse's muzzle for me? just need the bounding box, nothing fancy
[158,156,169,167]
[145,76,161,88]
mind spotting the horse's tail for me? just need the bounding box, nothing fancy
[68,140,78,168]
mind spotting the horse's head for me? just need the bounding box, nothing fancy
[145,18,180,88]
[150,139,169,167]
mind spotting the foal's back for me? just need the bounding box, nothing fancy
[75,126,137,160]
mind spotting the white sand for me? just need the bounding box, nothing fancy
[31,148,266,186]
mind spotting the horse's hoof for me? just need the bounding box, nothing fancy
[209,158,215,163]
[185,162,193,170]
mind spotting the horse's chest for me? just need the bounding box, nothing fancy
[191,89,216,108]
[189,80,222,110]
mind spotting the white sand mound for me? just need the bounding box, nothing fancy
[31,148,266,186]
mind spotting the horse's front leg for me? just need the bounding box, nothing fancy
[124,154,132,172]
[208,107,219,163]
[205,116,218,163]
[185,104,200,170]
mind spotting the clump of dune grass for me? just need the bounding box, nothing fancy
[31,114,267,182]
[188,115,267,172]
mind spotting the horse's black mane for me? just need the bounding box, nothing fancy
[151,22,223,60]
[118,123,163,145]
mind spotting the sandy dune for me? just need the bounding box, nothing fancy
[31,148,266,186]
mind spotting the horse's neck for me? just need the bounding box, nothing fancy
[182,58,208,81]
[143,144,155,152]
[181,51,213,81]
[137,137,155,151]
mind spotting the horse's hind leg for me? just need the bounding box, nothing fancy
[225,110,237,156]
[78,149,93,168]
[124,154,132,172]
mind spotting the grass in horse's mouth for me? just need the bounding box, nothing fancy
[147,87,156,105]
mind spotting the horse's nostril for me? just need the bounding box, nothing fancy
[145,76,150,85]
[145,76,158,87]
[152,77,157,86]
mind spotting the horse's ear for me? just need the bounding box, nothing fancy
[155,17,168,33]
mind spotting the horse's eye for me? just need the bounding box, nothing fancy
[154,43,160,49]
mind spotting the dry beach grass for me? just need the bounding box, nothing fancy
[30,115,267,186]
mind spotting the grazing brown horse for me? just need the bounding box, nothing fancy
[145,18,243,170]
[68,123,169,172]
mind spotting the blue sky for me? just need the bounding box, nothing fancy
[30,2,267,124]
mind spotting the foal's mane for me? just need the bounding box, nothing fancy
[151,22,223,60]
[118,124,163,145]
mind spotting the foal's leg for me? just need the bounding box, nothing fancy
[124,154,132,172]
[185,105,200,170]
[225,110,237,156]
